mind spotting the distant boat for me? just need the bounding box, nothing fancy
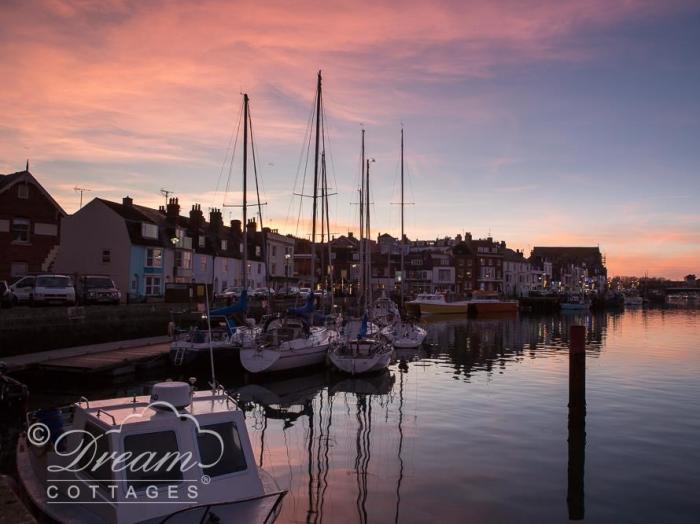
[468,291,519,316]
[560,293,591,311]
[370,293,400,327]
[406,293,471,316]
[623,294,643,307]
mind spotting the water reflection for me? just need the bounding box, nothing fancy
[3,309,699,523]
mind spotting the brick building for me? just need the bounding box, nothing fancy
[0,167,66,280]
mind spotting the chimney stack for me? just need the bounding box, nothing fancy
[231,219,242,235]
[246,217,257,233]
[209,208,223,231]
[166,197,180,222]
[122,196,133,207]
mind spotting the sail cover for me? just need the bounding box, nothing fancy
[211,289,248,316]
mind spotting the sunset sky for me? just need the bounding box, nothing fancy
[1,0,699,279]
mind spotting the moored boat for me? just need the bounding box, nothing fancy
[406,293,471,316]
[17,381,286,523]
[560,293,591,311]
[467,291,519,316]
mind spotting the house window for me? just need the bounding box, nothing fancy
[176,250,192,269]
[11,218,30,243]
[199,256,207,271]
[198,236,205,248]
[17,184,29,199]
[221,239,228,250]
[271,263,277,274]
[102,249,111,263]
[144,276,162,296]
[255,246,261,257]
[272,246,277,257]
[146,248,162,267]
[257,263,261,274]
[141,222,158,239]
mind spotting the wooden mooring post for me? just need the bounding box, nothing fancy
[568,325,586,520]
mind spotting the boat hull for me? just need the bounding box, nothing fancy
[417,303,470,315]
[468,301,519,316]
[329,347,392,375]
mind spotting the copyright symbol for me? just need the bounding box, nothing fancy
[27,423,51,446]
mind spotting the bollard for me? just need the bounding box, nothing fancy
[567,325,586,520]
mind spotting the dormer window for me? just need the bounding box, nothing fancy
[142,222,158,239]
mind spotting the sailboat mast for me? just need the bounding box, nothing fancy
[400,127,405,308]
[365,158,372,310]
[310,71,322,291]
[359,129,365,304]
[242,93,249,289]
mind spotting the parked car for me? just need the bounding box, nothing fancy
[299,287,312,299]
[218,286,248,300]
[30,274,76,306]
[277,287,300,298]
[0,281,13,308]
[252,287,275,298]
[77,275,121,305]
[9,275,36,304]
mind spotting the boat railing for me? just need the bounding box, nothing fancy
[159,489,287,524]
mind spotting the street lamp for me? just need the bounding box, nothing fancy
[170,237,179,284]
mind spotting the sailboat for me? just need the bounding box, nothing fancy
[240,71,338,374]
[169,290,253,368]
[329,140,392,375]
[380,128,427,349]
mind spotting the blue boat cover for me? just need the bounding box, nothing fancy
[358,312,368,339]
[210,289,248,316]
[287,293,315,318]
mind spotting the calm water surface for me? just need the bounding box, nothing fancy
[15,309,700,523]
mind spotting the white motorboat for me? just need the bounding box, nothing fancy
[381,320,427,349]
[17,381,285,524]
[405,293,471,316]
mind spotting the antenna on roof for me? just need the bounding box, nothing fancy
[73,186,92,209]
[25,159,29,172]
[160,188,174,205]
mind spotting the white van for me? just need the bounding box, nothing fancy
[30,274,76,306]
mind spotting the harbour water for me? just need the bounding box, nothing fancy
[7,308,700,523]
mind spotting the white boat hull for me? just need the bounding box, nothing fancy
[240,328,335,373]
[329,340,393,375]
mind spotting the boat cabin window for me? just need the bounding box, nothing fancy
[197,422,247,477]
[123,431,183,489]
[77,422,113,487]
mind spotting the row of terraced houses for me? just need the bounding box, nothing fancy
[1,168,607,301]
